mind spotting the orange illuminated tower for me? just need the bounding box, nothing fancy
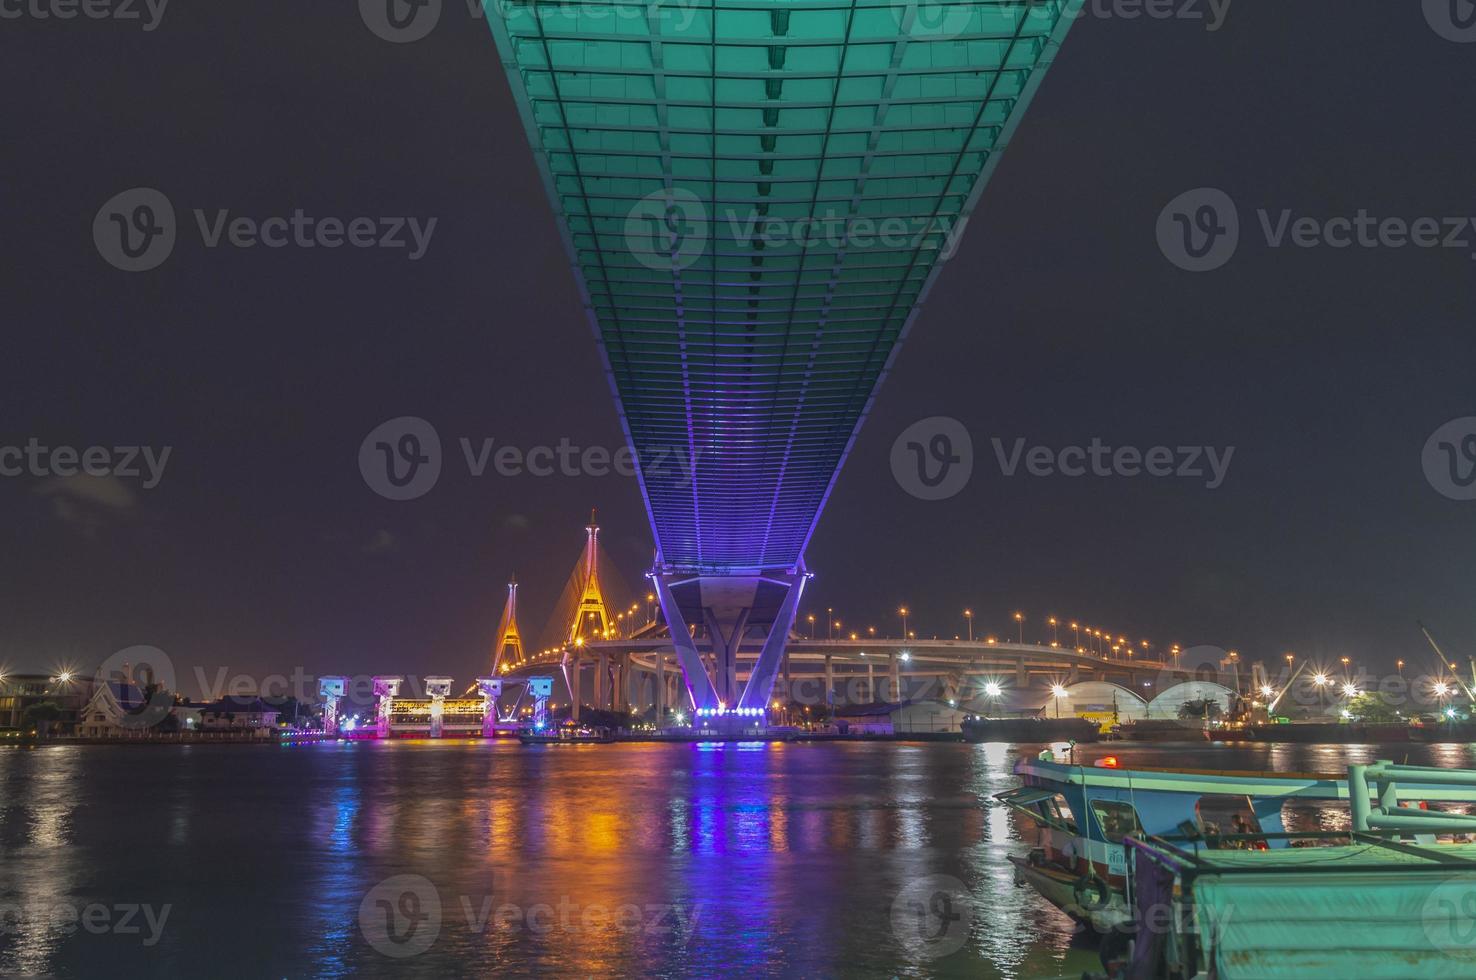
[568,510,612,643]
[491,577,524,674]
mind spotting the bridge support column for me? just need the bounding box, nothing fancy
[561,652,581,722]
[890,653,901,703]
[654,652,665,722]
[705,609,750,707]
[736,570,807,713]
[867,663,876,703]
[596,652,609,710]
[651,574,719,710]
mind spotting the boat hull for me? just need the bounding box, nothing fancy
[1007,854,1130,933]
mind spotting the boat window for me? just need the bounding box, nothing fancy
[1089,799,1142,843]
[1196,794,1261,844]
[1043,794,1078,833]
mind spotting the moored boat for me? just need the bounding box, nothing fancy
[996,753,1476,934]
[517,725,613,744]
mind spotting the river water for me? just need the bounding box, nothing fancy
[2,739,1472,978]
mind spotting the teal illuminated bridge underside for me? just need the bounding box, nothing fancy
[487,0,1080,574]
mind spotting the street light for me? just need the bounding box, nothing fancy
[984,681,1002,698]
[964,609,974,642]
[827,607,834,640]
[899,606,909,639]
[1070,622,1080,647]
[1396,659,1405,676]
[807,614,816,640]
[1047,617,1058,645]
[1013,612,1024,644]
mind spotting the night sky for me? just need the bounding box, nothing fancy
[3,2,1474,694]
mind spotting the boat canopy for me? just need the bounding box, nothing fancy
[1130,837,1476,979]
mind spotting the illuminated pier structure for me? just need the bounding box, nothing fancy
[316,674,557,738]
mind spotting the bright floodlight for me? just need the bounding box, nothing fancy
[1433,682,1451,697]
[1342,683,1359,697]
[1313,673,1329,686]
[1259,685,1274,698]
[984,682,1002,698]
[1051,684,1068,698]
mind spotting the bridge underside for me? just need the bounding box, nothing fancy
[487,0,1083,716]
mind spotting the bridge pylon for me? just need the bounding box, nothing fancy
[569,512,612,644]
[491,576,524,675]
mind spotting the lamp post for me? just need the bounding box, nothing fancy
[964,609,973,642]
[1047,617,1058,645]
[827,608,834,641]
[1013,612,1024,644]
[1070,622,1080,648]
[899,606,909,639]
[807,614,816,640]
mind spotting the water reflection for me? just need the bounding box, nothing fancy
[4,740,1476,977]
